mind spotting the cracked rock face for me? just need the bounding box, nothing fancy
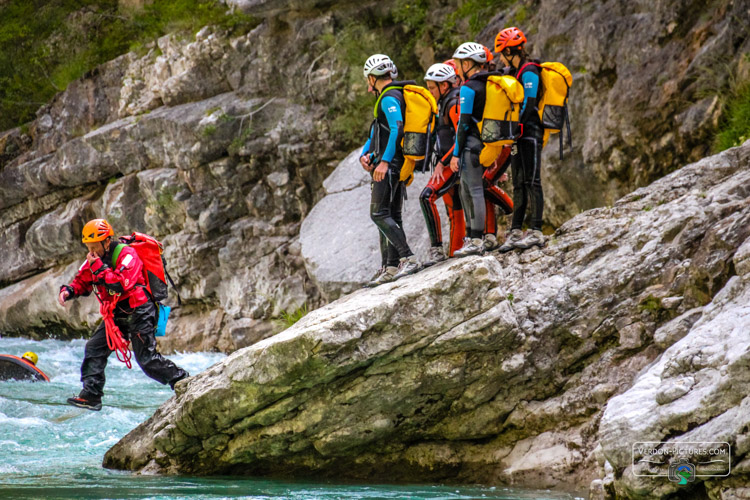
[103,143,750,494]
[1,0,746,354]
[0,20,339,350]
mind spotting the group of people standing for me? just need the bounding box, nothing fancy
[361,27,549,287]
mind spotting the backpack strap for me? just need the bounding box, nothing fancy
[110,243,126,268]
[373,85,404,118]
[517,61,541,80]
[162,256,182,306]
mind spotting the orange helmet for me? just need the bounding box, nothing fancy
[442,59,457,71]
[495,27,527,53]
[81,219,114,243]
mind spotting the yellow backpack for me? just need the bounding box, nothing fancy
[478,74,524,166]
[520,61,573,159]
[374,84,437,185]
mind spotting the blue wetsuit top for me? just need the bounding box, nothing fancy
[453,76,486,158]
[515,61,544,139]
[362,95,403,164]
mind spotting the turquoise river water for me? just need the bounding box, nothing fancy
[0,337,585,500]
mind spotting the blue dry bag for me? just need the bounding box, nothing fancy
[156,303,170,337]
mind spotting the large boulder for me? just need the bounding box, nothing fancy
[300,149,465,299]
[103,142,750,494]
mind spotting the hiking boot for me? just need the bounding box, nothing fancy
[498,229,523,253]
[454,238,484,257]
[483,233,499,252]
[515,229,544,250]
[364,267,386,288]
[369,266,398,287]
[516,229,545,250]
[67,394,102,411]
[169,372,190,390]
[393,255,420,280]
[422,246,447,267]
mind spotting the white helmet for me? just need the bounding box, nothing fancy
[363,54,398,79]
[452,42,492,63]
[424,63,457,83]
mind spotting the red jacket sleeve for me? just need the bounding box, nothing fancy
[88,246,144,296]
[65,260,94,298]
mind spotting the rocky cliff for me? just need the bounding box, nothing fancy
[0,0,747,352]
[103,141,750,499]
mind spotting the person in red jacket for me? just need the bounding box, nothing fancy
[58,219,188,411]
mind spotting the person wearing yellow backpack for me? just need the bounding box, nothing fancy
[419,62,465,266]
[495,27,546,252]
[449,42,497,256]
[360,54,420,286]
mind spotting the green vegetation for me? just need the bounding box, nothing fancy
[202,124,217,137]
[638,294,664,315]
[322,0,514,149]
[714,80,750,152]
[228,125,253,156]
[275,304,309,329]
[148,185,181,219]
[0,0,259,130]
[507,293,514,303]
[451,0,515,36]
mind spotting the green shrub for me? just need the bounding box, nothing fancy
[714,80,750,152]
[275,304,308,329]
[638,294,664,314]
[0,0,259,130]
[450,0,515,37]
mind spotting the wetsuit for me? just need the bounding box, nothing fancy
[510,60,544,231]
[482,146,514,235]
[419,86,465,256]
[362,81,414,267]
[453,72,490,239]
[61,242,188,400]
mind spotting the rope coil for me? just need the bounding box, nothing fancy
[96,293,132,369]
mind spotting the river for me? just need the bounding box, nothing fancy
[0,337,584,500]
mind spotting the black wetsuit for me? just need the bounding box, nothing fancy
[510,60,544,231]
[362,81,415,266]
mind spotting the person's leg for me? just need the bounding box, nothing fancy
[79,321,112,400]
[370,171,412,259]
[516,137,545,249]
[527,137,544,231]
[484,185,514,215]
[484,198,497,235]
[444,185,466,257]
[127,301,188,388]
[498,143,527,253]
[509,142,528,231]
[420,181,444,248]
[459,145,487,239]
[390,179,409,259]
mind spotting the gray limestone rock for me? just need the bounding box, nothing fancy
[300,149,472,300]
[103,142,750,493]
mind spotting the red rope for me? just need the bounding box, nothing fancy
[98,295,132,369]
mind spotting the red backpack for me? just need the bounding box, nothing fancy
[111,232,180,304]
